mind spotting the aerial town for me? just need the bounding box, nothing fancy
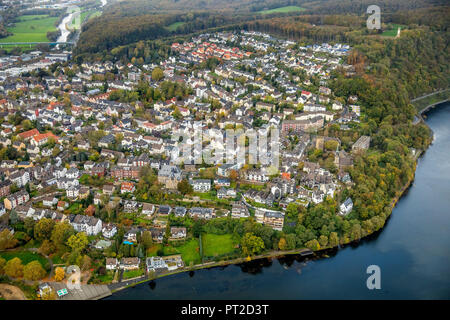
[0,30,370,297]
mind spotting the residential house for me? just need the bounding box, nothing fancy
[106,258,118,270]
[170,227,187,240]
[339,198,353,216]
[231,202,250,219]
[102,223,117,239]
[4,191,30,210]
[190,179,211,192]
[120,257,140,270]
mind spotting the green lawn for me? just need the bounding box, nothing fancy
[173,239,201,266]
[0,250,49,270]
[194,191,217,200]
[96,271,114,283]
[201,233,238,257]
[381,24,404,37]
[67,202,84,215]
[122,269,144,279]
[0,14,58,43]
[147,239,201,266]
[258,6,305,15]
[146,244,163,257]
[166,22,186,31]
[49,253,64,265]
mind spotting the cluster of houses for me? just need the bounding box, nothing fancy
[105,254,184,273]
[0,30,370,275]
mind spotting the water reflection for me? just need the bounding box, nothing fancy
[107,103,450,300]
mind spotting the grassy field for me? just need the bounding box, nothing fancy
[96,271,114,283]
[49,253,64,265]
[166,22,186,31]
[0,14,58,43]
[0,250,49,270]
[174,239,201,265]
[147,239,201,266]
[201,233,238,257]
[258,6,305,15]
[123,269,144,279]
[381,24,404,37]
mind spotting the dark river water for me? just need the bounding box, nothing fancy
[107,102,450,299]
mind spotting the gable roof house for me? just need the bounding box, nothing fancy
[70,215,102,235]
[142,203,155,216]
[120,257,140,270]
[102,223,118,239]
[158,165,182,189]
[170,227,187,240]
[339,198,353,216]
[106,258,118,270]
[231,202,250,219]
[189,207,215,219]
[190,179,211,192]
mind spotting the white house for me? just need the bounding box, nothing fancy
[339,198,353,216]
[190,179,211,192]
[70,215,102,235]
[106,258,118,270]
[102,223,117,239]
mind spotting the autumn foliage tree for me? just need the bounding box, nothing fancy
[0,257,6,275]
[241,232,265,257]
[151,67,164,81]
[67,232,88,253]
[54,267,65,281]
[278,237,287,250]
[23,261,46,281]
[0,229,18,250]
[4,257,24,278]
[34,218,55,242]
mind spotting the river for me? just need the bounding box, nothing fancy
[56,0,108,43]
[107,102,450,300]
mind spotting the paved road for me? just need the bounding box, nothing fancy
[411,89,449,102]
[108,274,149,291]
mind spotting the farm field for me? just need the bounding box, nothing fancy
[258,6,305,15]
[0,15,58,43]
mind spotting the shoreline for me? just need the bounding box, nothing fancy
[109,156,420,295]
[106,145,423,295]
[106,101,448,297]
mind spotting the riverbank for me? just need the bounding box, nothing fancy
[109,161,420,294]
[107,101,444,297]
[109,247,313,293]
